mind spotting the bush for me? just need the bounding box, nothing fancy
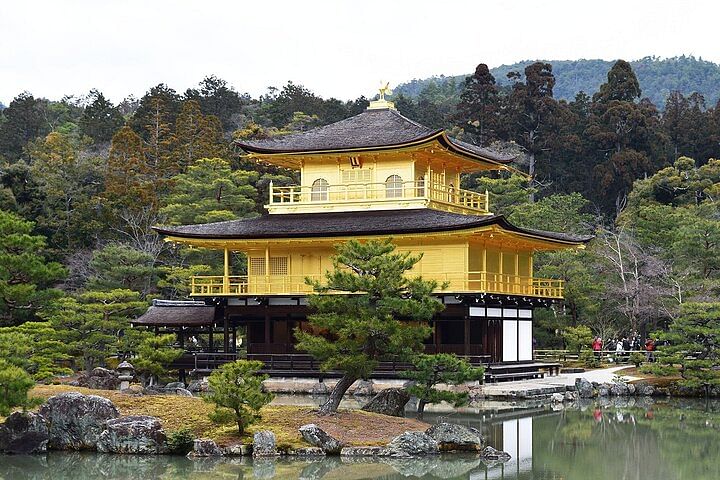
[562,325,593,354]
[630,352,645,367]
[403,353,484,419]
[0,361,42,416]
[579,349,599,368]
[204,360,273,434]
[166,427,195,455]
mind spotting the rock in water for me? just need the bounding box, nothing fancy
[39,391,120,450]
[575,378,594,398]
[187,438,223,457]
[551,393,565,403]
[387,431,439,456]
[96,415,167,454]
[253,430,278,457]
[164,382,185,390]
[299,424,344,454]
[425,423,484,451]
[361,388,410,417]
[187,379,209,393]
[0,412,49,454]
[610,382,629,396]
[481,445,511,461]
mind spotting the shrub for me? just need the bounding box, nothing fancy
[630,352,645,368]
[579,349,599,368]
[0,361,42,416]
[204,360,273,434]
[562,325,593,354]
[166,427,195,455]
[403,353,484,419]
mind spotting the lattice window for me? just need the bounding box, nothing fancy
[385,174,403,198]
[249,257,265,276]
[311,178,328,201]
[248,257,288,276]
[269,256,288,276]
[341,169,372,184]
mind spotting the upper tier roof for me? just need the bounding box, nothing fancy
[155,209,593,245]
[235,108,514,165]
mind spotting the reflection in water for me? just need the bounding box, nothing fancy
[1,397,718,480]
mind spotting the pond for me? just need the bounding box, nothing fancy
[1,396,718,480]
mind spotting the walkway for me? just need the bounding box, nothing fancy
[481,366,639,398]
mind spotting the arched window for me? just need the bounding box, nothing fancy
[311,178,329,201]
[416,175,426,197]
[385,175,403,198]
[448,182,456,202]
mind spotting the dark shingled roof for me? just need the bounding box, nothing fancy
[235,108,514,164]
[133,302,215,326]
[154,209,593,245]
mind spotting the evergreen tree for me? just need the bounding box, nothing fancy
[0,361,42,416]
[501,62,559,200]
[0,210,65,326]
[160,157,258,225]
[295,239,444,414]
[87,243,159,296]
[172,100,228,171]
[0,93,48,161]
[133,333,182,386]
[593,60,642,104]
[645,302,720,395]
[455,63,500,145]
[204,360,274,434]
[28,132,105,252]
[79,89,124,143]
[0,321,70,381]
[404,354,484,419]
[103,126,156,212]
[41,289,147,373]
[184,75,244,130]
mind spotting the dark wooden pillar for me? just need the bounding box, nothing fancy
[434,320,441,353]
[178,328,184,349]
[208,325,214,353]
[464,316,470,356]
[223,314,230,353]
[264,313,271,345]
[231,327,237,353]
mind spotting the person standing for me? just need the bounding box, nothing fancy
[645,338,655,362]
[592,336,603,361]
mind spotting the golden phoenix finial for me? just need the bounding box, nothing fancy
[378,81,393,101]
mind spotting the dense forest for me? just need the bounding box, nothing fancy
[395,56,720,107]
[0,57,718,381]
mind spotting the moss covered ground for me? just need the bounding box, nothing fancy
[29,384,428,448]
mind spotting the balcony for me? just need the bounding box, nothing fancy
[189,272,564,299]
[266,180,490,215]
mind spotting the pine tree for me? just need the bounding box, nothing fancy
[79,89,124,143]
[404,354,484,419]
[0,210,65,326]
[295,239,444,414]
[42,289,147,373]
[204,360,274,434]
[103,126,156,212]
[160,157,258,225]
[172,100,228,170]
[645,302,720,395]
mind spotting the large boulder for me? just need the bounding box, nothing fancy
[39,392,120,450]
[252,430,278,457]
[361,388,410,417]
[610,382,630,396]
[387,431,439,456]
[187,379,210,393]
[575,378,594,398]
[187,438,223,457]
[96,415,167,454]
[299,424,344,454]
[352,380,374,396]
[76,367,120,390]
[425,423,484,451]
[0,411,49,454]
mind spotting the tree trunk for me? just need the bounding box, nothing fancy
[417,399,427,420]
[318,374,357,415]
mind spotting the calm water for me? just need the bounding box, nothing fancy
[1,397,719,480]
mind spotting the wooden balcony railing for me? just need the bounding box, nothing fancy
[190,272,564,299]
[267,180,490,215]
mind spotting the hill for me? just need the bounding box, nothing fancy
[394,56,720,108]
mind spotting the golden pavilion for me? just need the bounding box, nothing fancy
[135,92,592,380]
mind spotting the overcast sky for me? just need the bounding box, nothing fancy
[1,0,718,105]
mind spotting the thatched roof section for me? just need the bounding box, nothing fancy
[133,300,215,327]
[235,108,514,164]
[154,209,593,245]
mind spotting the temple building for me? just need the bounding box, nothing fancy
[135,92,592,380]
